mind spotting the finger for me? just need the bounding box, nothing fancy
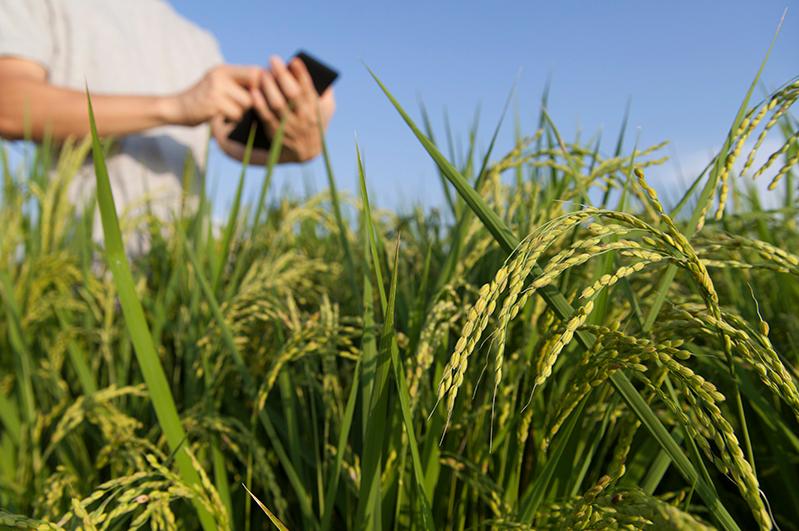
[225,81,253,110]
[320,86,335,104]
[251,86,278,129]
[261,70,289,116]
[288,57,315,96]
[319,88,336,125]
[219,97,246,122]
[222,65,261,88]
[269,55,301,102]
[210,114,235,138]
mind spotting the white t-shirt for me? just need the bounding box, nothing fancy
[0,0,223,233]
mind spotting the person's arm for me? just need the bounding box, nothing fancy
[211,56,336,164]
[0,57,261,142]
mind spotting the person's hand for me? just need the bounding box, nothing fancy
[251,56,336,163]
[166,65,261,126]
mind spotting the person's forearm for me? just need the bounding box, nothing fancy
[0,77,181,141]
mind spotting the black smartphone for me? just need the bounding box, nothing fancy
[227,50,339,149]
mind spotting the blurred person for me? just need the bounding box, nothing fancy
[0,0,335,247]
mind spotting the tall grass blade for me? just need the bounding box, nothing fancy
[357,145,387,310]
[0,272,35,424]
[419,98,456,215]
[251,118,285,233]
[353,187,394,531]
[243,483,289,531]
[519,396,588,521]
[321,123,359,303]
[85,90,217,531]
[383,236,435,529]
[213,123,257,292]
[321,361,361,531]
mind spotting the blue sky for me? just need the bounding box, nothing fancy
[116,2,799,213]
[168,1,797,214]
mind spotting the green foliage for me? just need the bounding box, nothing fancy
[0,74,798,530]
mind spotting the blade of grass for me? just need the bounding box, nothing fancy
[461,106,480,180]
[55,310,98,395]
[359,230,435,529]
[419,98,456,216]
[0,383,21,445]
[359,233,379,448]
[541,109,591,206]
[432,82,515,295]
[86,89,216,531]
[642,428,685,495]
[388,350,432,528]
[519,395,589,521]
[243,483,289,531]
[212,440,233,522]
[212,123,257,292]
[357,145,387,310]
[0,271,36,425]
[600,98,631,208]
[277,369,313,530]
[475,81,516,191]
[567,394,620,497]
[321,123,359,304]
[353,182,398,531]
[251,117,285,234]
[384,237,435,529]
[320,360,361,531]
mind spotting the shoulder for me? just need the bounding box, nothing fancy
[160,2,224,64]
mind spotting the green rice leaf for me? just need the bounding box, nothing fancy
[86,89,217,531]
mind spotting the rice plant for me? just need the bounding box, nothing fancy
[0,63,798,530]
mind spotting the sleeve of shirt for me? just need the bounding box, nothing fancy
[0,0,54,71]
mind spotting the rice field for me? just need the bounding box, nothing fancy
[0,60,798,530]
